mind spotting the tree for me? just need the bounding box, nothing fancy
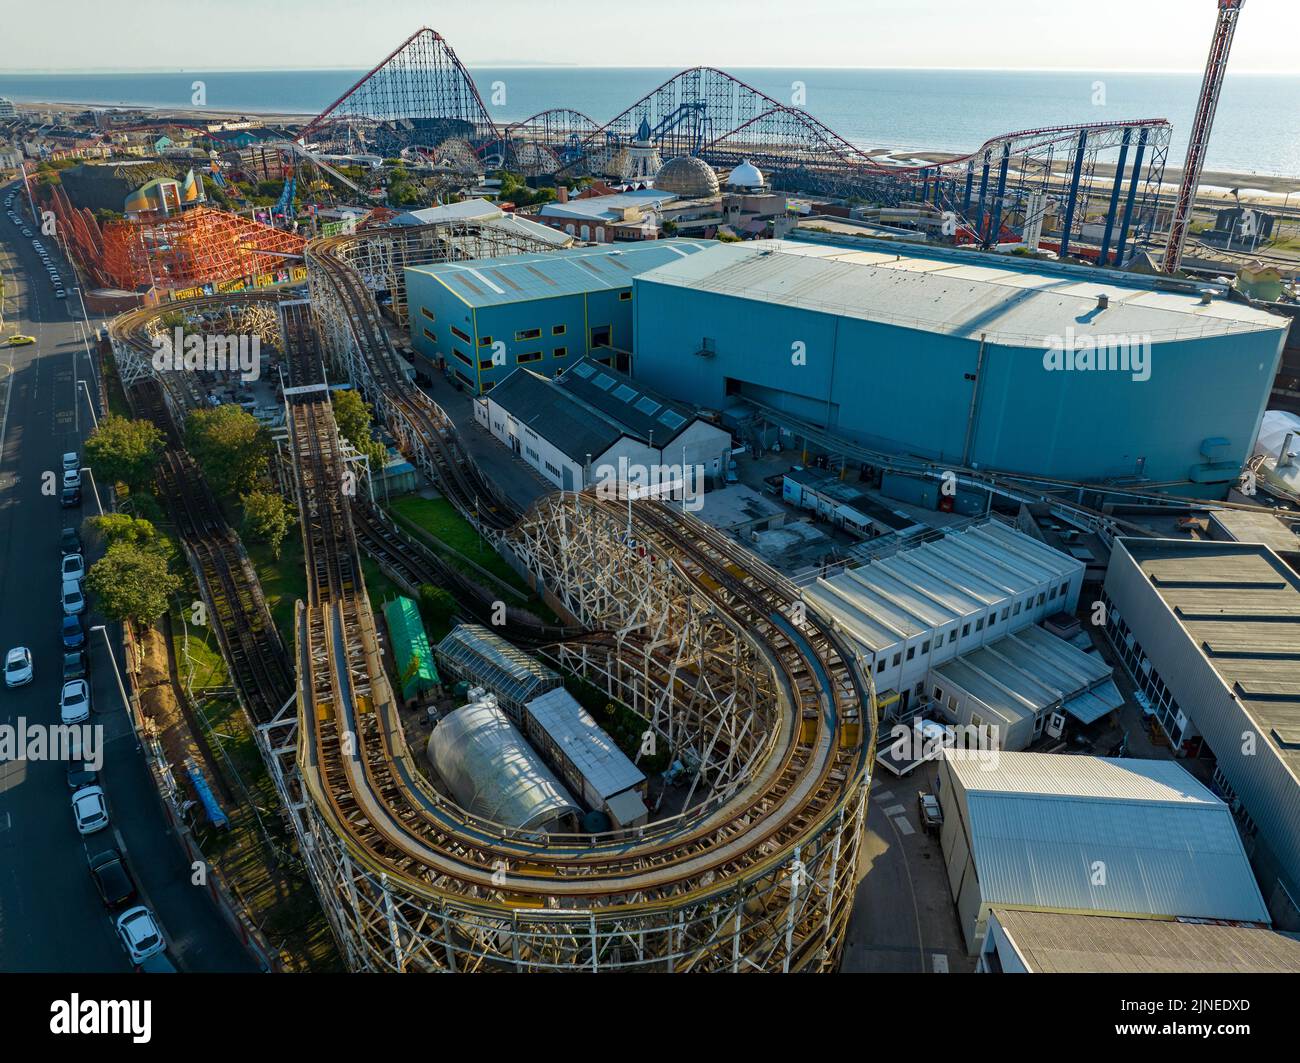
[86,543,180,627]
[84,415,164,490]
[185,404,270,497]
[241,489,292,559]
[86,513,158,551]
[418,584,457,631]
[330,389,372,446]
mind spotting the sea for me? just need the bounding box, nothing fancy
[0,67,1297,179]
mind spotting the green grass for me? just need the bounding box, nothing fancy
[247,530,307,649]
[387,495,530,594]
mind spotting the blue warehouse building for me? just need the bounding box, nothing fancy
[406,239,709,394]
[631,238,1290,494]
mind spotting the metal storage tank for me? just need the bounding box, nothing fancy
[427,698,581,834]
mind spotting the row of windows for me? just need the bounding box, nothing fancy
[517,350,542,364]
[1099,588,1185,744]
[420,307,435,322]
[453,347,473,367]
[544,461,561,479]
[450,325,472,344]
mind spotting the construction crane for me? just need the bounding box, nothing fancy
[1162,0,1246,274]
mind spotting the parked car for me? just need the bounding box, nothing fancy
[61,484,81,508]
[63,650,88,681]
[60,526,81,555]
[62,468,81,491]
[61,552,85,583]
[88,849,137,909]
[61,615,85,650]
[60,679,91,725]
[66,764,98,790]
[61,579,85,616]
[917,791,943,835]
[115,906,166,965]
[71,785,109,835]
[4,646,33,688]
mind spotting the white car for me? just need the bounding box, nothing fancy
[62,468,81,490]
[61,553,85,582]
[60,679,91,724]
[61,579,85,616]
[115,906,166,965]
[71,785,109,835]
[4,647,33,688]
[62,452,79,472]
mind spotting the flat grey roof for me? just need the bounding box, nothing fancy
[945,750,1270,923]
[524,688,644,801]
[991,909,1300,973]
[635,238,1287,347]
[1122,538,1300,773]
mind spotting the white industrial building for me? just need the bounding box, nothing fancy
[936,750,1271,953]
[476,357,732,493]
[522,688,649,829]
[1101,538,1300,930]
[803,521,1085,717]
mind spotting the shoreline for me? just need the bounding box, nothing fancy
[13,99,1300,201]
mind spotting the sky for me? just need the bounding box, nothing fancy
[3,0,1298,72]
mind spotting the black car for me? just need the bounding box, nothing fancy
[63,650,88,680]
[60,526,81,555]
[88,849,136,909]
[66,764,98,790]
[61,485,81,508]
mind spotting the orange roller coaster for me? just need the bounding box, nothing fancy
[40,182,306,296]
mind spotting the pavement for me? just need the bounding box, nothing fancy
[0,180,256,972]
[841,767,975,974]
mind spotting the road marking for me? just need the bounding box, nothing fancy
[883,803,906,816]
[0,811,10,833]
[891,816,915,836]
[931,953,949,974]
[874,787,894,800]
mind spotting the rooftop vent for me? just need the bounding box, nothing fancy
[1199,289,1214,305]
[1097,293,1109,310]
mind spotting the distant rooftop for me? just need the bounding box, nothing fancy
[406,238,709,309]
[539,188,678,222]
[634,237,1287,347]
[990,909,1300,974]
[1120,538,1300,773]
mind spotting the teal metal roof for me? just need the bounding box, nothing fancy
[405,238,710,309]
[945,751,1270,923]
[383,597,438,700]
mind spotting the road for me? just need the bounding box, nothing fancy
[0,179,256,972]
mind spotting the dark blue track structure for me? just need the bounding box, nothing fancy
[299,28,1172,266]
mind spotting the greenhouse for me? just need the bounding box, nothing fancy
[383,597,439,702]
[434,623,561,720]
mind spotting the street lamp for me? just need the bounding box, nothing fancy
[79,465,103,515]
[91,623,141,751]
[79,379,99,430]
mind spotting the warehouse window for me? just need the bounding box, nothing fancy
[1013,602,1021,616]
[906,646,915,661]
[619,291,632,301]
[517,351,542,364]
[515,327,542,341]
[1059,582,1069,597]
[1001,607,1009,621]
[921,640,930,655]
[450,325,472,343]
[482,381,495,393]
[988,613,996,627]
[1049,587,1058,600]
[423,328,435,341]
[544,462,561,478]
[553,346,568,359]
[420,307,435,321]
[454,369,474,387]
[962,623,970,637]
[948,630,957,644]
[876,659,885,674]
[892,653,901,668]
[976,618,984,631]
[1037,593,1045,607]
[552,324,566,336]
[479,356,495,370]
[933,687,943,702]
[479,335,493,347]
[453,348,473,367]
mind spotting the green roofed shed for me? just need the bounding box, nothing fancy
[383,597,439,700]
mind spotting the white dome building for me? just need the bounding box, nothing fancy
[654,155,720,199]
[725,159,766,192]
